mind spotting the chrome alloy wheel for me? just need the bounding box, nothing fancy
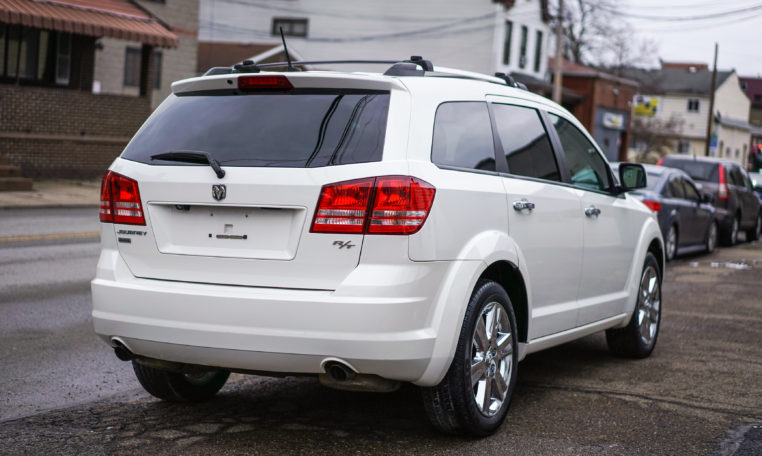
[636,265,661,345]
[470,301,514,416]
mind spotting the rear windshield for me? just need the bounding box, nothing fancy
[122,91,390,167]
[662,159,718,182]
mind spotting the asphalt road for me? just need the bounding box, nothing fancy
[1,208,760,455]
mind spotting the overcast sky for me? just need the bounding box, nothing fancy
[619,0,762,77]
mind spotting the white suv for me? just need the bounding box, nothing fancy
[92,58,664,436]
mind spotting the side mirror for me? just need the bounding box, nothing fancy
[701,193,714,204]
[618,163,647,191]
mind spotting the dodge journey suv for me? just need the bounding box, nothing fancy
[92,58,664,436]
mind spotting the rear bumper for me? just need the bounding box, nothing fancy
[91,249,455,384]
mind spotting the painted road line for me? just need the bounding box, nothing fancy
[0,232,100,243]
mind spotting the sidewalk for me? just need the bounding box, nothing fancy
[0,179,100,209]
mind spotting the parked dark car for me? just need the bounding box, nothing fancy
[658,155,761,245]
[612,163,717,261]
[750,172,762,200]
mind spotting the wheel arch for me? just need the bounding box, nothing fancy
[479,261,528,344]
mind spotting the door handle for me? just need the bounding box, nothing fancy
[513,199,535,212]
[584,205,601,217]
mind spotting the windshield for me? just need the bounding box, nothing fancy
[122,91,390,168]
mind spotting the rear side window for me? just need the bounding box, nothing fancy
[682,179,701,201]
[431,102,496,171]
[548,114,611,191]
[666,177,685,199]
[491,103,560,181]
[122,91,390,168]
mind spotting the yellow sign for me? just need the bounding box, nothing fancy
[633,95,661,117]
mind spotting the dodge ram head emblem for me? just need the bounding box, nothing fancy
[212,184,226,201]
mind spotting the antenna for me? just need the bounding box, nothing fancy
[279,27,296,72]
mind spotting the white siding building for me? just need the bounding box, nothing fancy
[198,0,550,81]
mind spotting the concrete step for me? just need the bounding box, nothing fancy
[0,165,22,178]
[0,177,35,192]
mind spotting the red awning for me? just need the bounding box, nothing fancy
[0,0,178,47]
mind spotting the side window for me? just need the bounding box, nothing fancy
[729,167,745,187]
[548,113,612,191]
[667,178,685,199]
[491,103,560,181]
[682,179,700,201]
[431,102,496,171]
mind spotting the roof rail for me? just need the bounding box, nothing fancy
[203,57,528,91]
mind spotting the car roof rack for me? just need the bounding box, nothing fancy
[203,56,527,90]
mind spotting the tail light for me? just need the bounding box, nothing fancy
[99,171,146,225]
[656,158,664,166]
[642,200,662,212]
[311,176,436,235]
[718,164,729,201]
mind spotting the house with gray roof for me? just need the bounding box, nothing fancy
[625,62,752,166]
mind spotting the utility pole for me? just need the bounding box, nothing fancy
[704,43,718,156]
[553,0,564,104]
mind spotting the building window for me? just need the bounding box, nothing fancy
[755,94,761,103]
[0,24,68,85]
[687,98,700,112]
[677,140,690,154]
[518,25,528,69]
[502,21,513,65]
[124,47,161,89]
[533,30,543,73]
[55,31,70,85]
[272,18,308,37]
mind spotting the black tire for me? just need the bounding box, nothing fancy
[422,280,519,436]
[705,221,718,254]
[606,252,661,359]
[747,213,761,242]
[720,216,740,246]
[665,225,677,261]
[133,361,230,402]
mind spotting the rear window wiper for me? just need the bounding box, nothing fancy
[151,151,226,179]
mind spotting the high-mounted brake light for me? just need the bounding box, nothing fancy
[311,176,436,235]
[642,200,662,212]
[717,164,729,201]
[238,75,293,90]
[99,171,146,225]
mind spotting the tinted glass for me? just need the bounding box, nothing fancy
[666,178,685,199]
[432,102,496,171]
[662,158,719,182]
[549,114,611,191]
[682,179,700,201]
[122,91,390,168]
[729,167,745,187]
[492,103,559,181]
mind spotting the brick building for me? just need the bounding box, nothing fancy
[549,58,639,162]
[0,0,180,180]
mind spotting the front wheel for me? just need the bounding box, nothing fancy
[665,225,677,261]
[747,214,761,242]
[606,252,662,358]
[422,280,519,436]
[705,221,718,253]
[133,361,230,402]
[721,216,739,246]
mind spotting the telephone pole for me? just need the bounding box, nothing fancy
[704,43,718,156]
[553,0,564,104]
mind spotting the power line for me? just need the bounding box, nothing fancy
[596,2,762,21]
[620,0,761,10]
[636,10,762,31]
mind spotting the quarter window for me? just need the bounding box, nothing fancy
[491,104,559,181]
[682,179,700,201]
[432,102,496,171]
[549,114,612,191]
[666,178,685,199]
